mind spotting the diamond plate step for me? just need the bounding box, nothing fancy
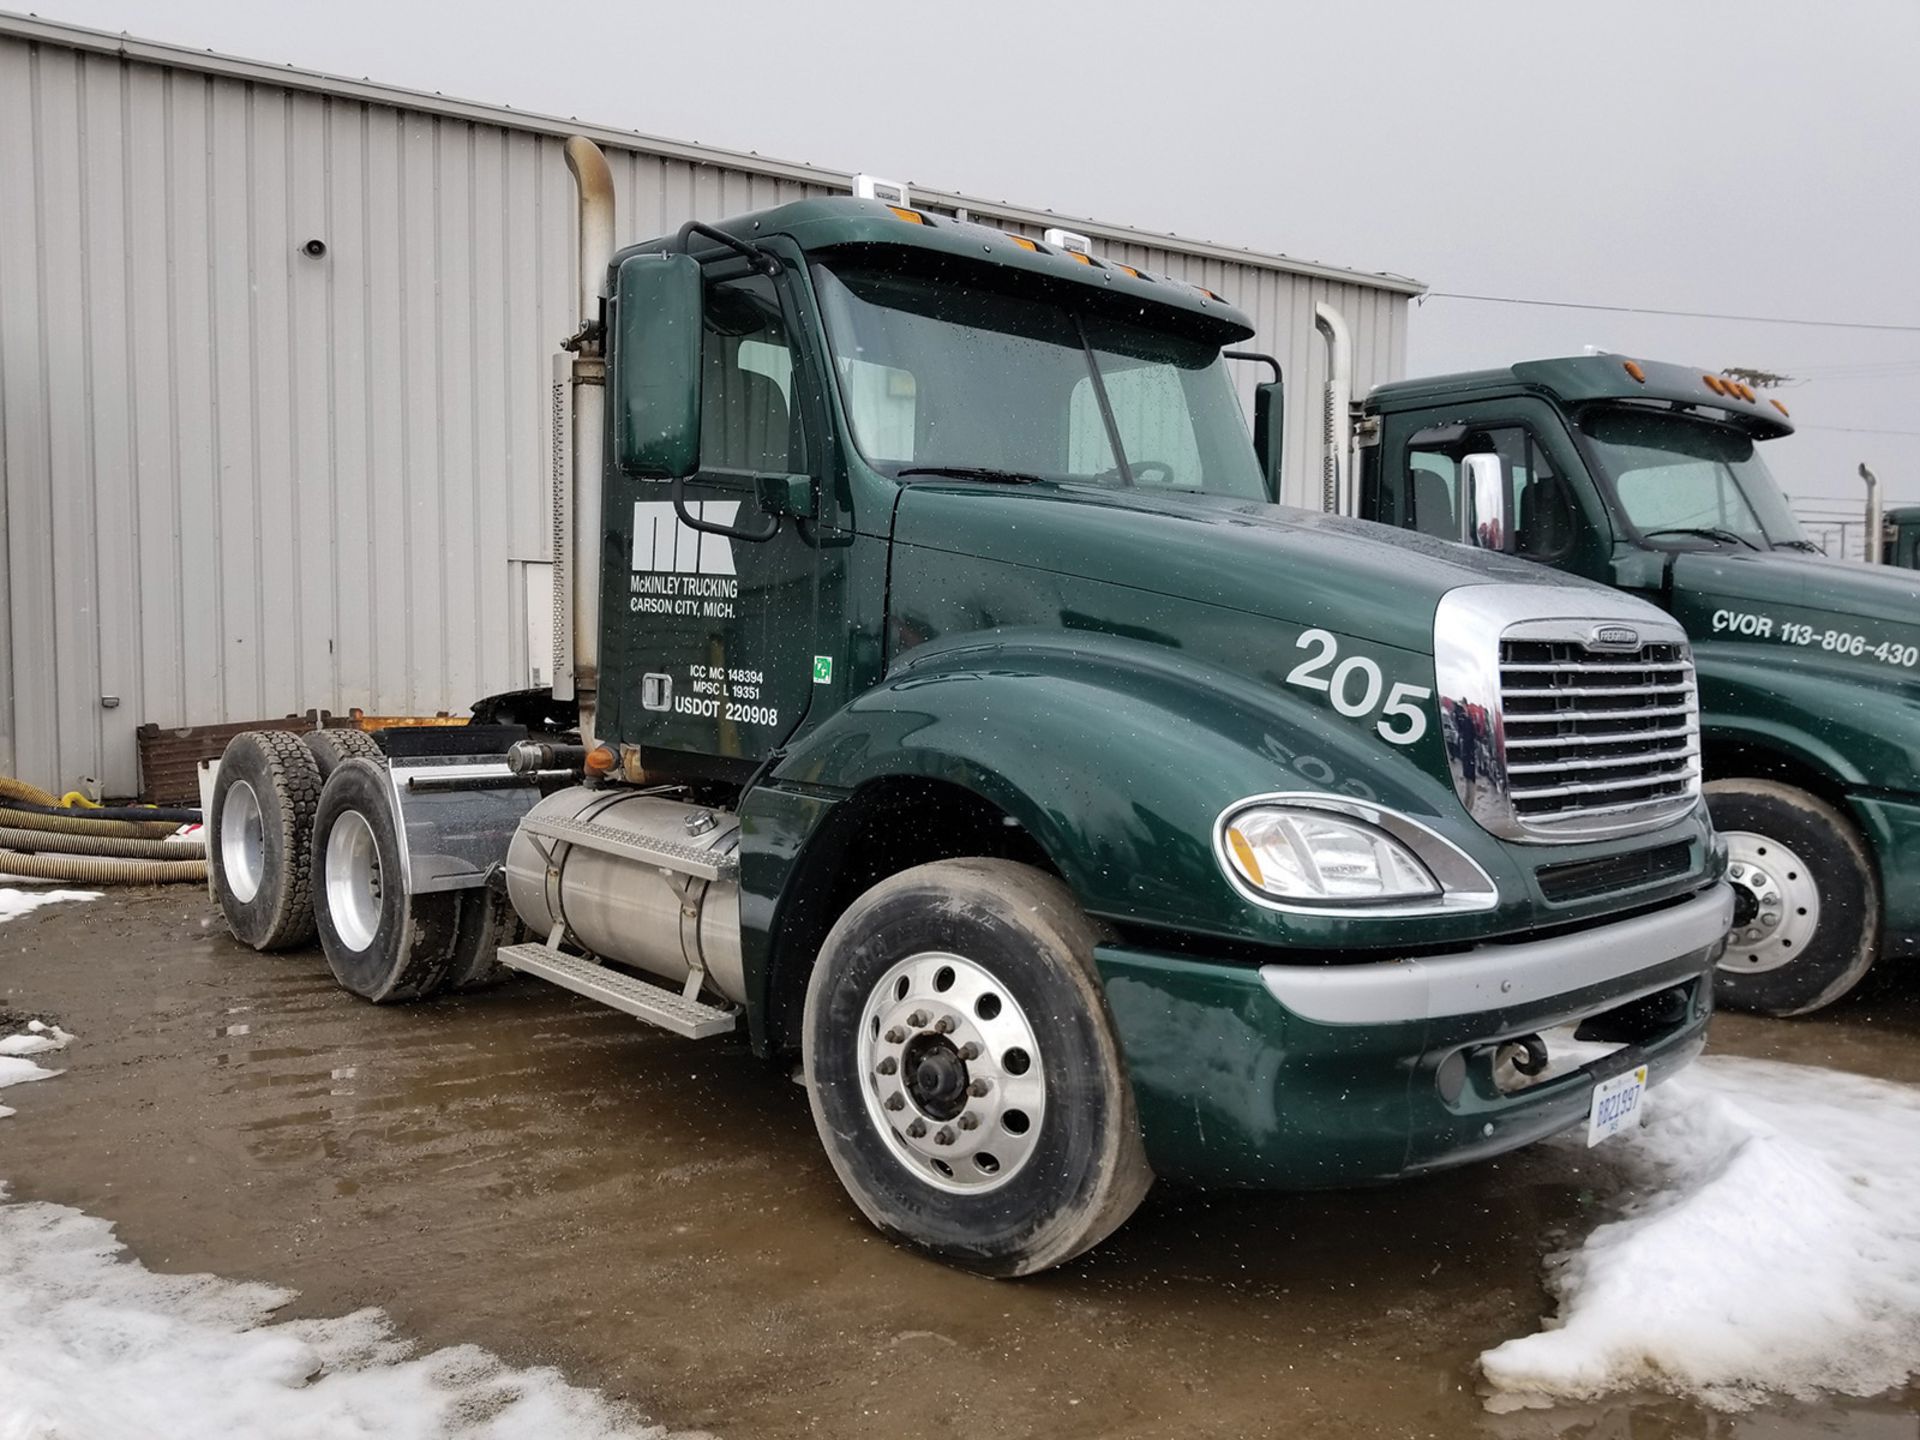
[497,943,737,1038]
[518,814,738,882]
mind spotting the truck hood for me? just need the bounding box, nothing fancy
[892,486,1610,657]
[1671,548,1920,634]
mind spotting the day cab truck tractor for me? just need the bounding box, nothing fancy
[206,138,1734,1276]
[1323,340,1920,1015]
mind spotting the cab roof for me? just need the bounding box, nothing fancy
[1367,353,1795,440]
[613,197,1257,347]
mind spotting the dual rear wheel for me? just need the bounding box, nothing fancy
[208,734,518,1002]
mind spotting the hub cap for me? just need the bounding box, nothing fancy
[1720,830,1820,975]
[220,780,265,904]
[324,810,384,952]
[856,951,1045,1194]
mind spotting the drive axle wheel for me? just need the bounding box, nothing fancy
[1707,779,1880,1016]
[311,759,463,1003]
[803,859,1152,1277]
[209,731,322,951]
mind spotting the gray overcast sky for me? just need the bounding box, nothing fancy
[26,0,1920,520]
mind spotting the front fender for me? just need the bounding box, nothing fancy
[1696,644,1920,795]
[771,629,1533,953]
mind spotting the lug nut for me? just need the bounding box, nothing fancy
[934,1127,955,1146]
[969,1079,991,1097]
[907,1119,927,1138]
[1730,864,1745,879]
[907,1011,929,1029]
[884,1027,906,1045]
[958,1113,980,1131]
[1761,913,1779,928]
[877,1057,897,1075]
[958,1042,980,1060]
[934,1015,956,1035]
[885,1093,905,1111]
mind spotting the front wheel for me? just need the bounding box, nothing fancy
[802,859,1152,1277]
[1707,779,1881,1016]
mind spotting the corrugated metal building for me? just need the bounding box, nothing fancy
[0,13,1421,797]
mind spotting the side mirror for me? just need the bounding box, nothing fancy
[1252,377,1285,502]
[1461,452,1508,550]
[612,252,704,478]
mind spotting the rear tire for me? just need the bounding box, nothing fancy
[209,731,322,952]
[304,728,384,778]
[311,759,463,1003]
[803,859,1152,1277]
[1707,778,1880,1016]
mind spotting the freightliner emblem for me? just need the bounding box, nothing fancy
[1588,624,1641,650]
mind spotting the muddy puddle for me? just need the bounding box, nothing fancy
[2,887,1915,1438]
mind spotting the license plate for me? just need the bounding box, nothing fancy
[1586,1064,1648,1147]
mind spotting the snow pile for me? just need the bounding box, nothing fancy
[0,1021,71,1119]
[1483,1055,1920,1410]
[0,886,97,922]
[0,1184,684,1439]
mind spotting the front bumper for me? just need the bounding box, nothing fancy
[1094,882,1732,1188]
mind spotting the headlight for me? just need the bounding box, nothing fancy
[1222,806,1440,903]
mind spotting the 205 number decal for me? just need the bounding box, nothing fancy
[1284,629,1431,746]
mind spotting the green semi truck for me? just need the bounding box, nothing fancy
[206,140,1733,1275]
[1330,347,1920,1015]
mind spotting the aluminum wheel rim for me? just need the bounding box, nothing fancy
[220,780,266,904]
[324,810,384,952]
[856,950,1046,1195]
[1719,829,1821,975]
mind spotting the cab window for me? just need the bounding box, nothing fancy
[1381,423,1576,560]
[700,273,805,475]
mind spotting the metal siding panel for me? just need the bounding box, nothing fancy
[327,97,375,714]
[437,119,478,711]
[364,105,408,714]
[287,90,334,716]
[470,124,513,690]
[209,77,261,723]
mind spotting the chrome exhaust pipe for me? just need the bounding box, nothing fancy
[1315,302,1354,515]
[563,136,616,743]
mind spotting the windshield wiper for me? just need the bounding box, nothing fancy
[1772,538,1824,553]
[1642,526,1763,552]
[896,465,1049,486]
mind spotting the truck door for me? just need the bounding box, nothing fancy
[1364,401,1612,579]
[600,261,820,768]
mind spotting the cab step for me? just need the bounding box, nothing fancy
[517,813,738,881]
[496,943,738,1039]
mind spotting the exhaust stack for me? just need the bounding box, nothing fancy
[1860,463,1884,566]
[1315,302,1354,515]
[561,136,616,743]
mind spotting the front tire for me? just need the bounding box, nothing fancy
[311,759,463,1003]
[803,859,1152,1277]
[1707,779,1880,1016]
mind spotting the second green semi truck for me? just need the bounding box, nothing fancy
[1328,344,1920,1015]
[203,141,1737,1273]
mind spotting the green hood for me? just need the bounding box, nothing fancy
[891,485,1600,658]
[1670,549,1920,667]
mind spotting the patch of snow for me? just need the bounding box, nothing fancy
[1483,1054,1920,1411]
[0,1183,690,1438]
[0,887,98,922]
[0,1023,74,1058]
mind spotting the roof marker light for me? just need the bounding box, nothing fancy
[1703,374,1728,395]
[1005,233,1039,251]
[1771,398,1791,418]
[887,205,928,225]
[1622,360,1647,383]
[852,173,910,206]
[1043,226,1093,256]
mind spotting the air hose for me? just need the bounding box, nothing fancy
[0,797,201,825]
[0,826,203,861]
[0,850,205,885]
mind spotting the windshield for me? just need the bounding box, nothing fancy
[811,260,1267,500]
[1581,408,1807,549]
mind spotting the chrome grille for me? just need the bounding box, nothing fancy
[1498,636,1700,834]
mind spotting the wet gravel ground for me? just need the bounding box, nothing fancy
[2,886,1917,1439]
